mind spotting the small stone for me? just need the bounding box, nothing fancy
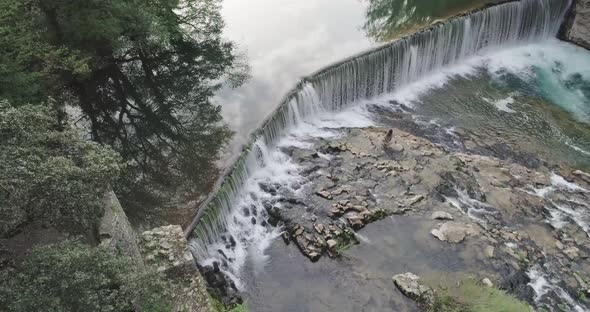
[316,190,333,200]
[431,211,454,220]
[555,241,564,250]
[484,245,495,258]
[347,215,364,230]
[281,232,291,245]
[406,195,424,206]
[314,224,325,234]
[161,242,172,249]
[430,229,445,241]
[482,278,494,287]
[564,247,580,260]
[294,228,304,236]
[327,239,338,249]
[308,252,321,262]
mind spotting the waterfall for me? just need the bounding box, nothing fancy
[187,0,571,274]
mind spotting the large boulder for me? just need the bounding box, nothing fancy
[561,0,590,50]
[392,272,434,304]
[430,222,478,243]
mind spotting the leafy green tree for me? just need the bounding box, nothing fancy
[0,0,247,221]
[0,103,121,236]
[0,240,172,312]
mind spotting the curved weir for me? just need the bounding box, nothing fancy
[187,0,571,277]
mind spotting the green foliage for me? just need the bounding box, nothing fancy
[0,240,172,312]
[0,0,248,222]
[227,303,249,312]
[210,293,248,312]
[363,0,499,41]
[0,104,121,236]
[427,279,531,312]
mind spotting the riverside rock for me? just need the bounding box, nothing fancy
[392,272,434,304]
[561,0,590,50]
[139,225,216,312]
[431,211,454,220]
[430,222,478,243]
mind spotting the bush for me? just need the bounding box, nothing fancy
[0,240,172,312]
[427,279,531,312]
[0,104,121,236]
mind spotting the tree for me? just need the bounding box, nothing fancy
[0,103,121,236]
[0,0,247,221]
[0,240,172,312]
[363,0,489,41]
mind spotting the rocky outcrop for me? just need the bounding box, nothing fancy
[99,191,144,267]
[139,225,215,312]
[561,0,590,50]
[430,222,478,243]
[269,125,590,310]
[392,272,434,305]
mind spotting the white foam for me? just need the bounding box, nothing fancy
[527,266,587,312]
[527,266,553,302]
[549,173,588,193]
[528,173,590,237]
[484,96,516,113]
[566,141,590,156]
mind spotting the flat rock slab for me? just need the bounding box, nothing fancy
[431,222,478,243]
[431,211,454,220]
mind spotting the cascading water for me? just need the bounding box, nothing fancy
[187,0,571,284]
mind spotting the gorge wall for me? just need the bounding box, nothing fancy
[561,0,590,49]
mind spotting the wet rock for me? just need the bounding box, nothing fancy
[431,211,454,220]
[281,232,290,245]
[316,190,333,200]
[500,270,534,302]
[327,239,338,249]
[392,272,434,304]
[308,251,321,262]
[563,246,580,260]
[555,241,564,250]
[347,215,365,230]
[314,224,325,234]
[430,222,477,243]
[405,194,425,206]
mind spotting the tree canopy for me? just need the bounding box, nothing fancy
[0,0,247,222]
[0,240,172,312]
[0,103,121,237]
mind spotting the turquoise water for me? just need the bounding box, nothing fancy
[364,0,502,41]
[384,40,590,169]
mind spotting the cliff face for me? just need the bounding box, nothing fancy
[561,0,590,50]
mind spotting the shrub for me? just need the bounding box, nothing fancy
[0,240,172,312]
[0,104,121,236]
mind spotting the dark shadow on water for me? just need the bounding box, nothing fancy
[241,216,493,312]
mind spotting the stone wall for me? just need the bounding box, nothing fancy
[561,0,590,50]
[99,193,215,312]
[98,191,144,267]
[140,225,215,312]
